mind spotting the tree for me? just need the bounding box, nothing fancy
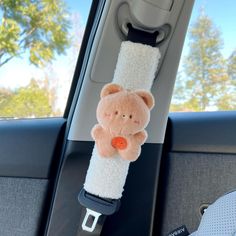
[42,12,85,115]
[171,12,235,111]
[228,50,236,80]
[216,50,236,110]
[0,0,71,67]
[0,87,13,111]
[0,79,53,118]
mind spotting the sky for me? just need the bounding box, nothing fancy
[66,0,92,24]
[181,0,236,58]
[0,0,235,113]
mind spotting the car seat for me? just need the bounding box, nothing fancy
[190,191,236,235]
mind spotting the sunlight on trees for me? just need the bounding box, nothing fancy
[228,50,236,80]
[0,0,71,67]
[0,1,84,119]
[170,12,236,112]
[0,79,53,118]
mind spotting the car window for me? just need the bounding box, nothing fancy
[0,0,92,119]
[170,0,236,112]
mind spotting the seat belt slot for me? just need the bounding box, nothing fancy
[79,188,121,215]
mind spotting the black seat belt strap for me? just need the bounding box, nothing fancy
[127,23,158,46]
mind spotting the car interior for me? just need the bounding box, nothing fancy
[0,0,235,236]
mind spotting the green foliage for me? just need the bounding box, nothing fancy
[0,0,71,67]
[0,87,12,109]
[228,50,236,80]
[0,79,53,118]
[170,12,236,112]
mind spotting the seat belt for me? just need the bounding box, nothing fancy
[77,24,161,235]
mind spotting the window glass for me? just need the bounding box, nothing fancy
[0,0,92,119]
[170,0,236,112]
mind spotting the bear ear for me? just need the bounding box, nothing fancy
[100,83,124,98]
[135,90,155,110]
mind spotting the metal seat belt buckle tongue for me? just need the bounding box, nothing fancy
[78,24,161,233]
[82,209,101,233]
[79,189,121,232]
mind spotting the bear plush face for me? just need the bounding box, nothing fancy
[96,83,154,136]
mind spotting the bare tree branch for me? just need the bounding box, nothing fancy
[0,55,15,67]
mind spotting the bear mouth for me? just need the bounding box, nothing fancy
[109,127,124,135]
[109,126,133,136]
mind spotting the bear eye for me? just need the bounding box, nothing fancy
[115,111,118,115]
[129,115,132,119]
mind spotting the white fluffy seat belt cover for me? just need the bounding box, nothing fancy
[84,41,161,199]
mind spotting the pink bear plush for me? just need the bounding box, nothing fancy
[91,83,155,162]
